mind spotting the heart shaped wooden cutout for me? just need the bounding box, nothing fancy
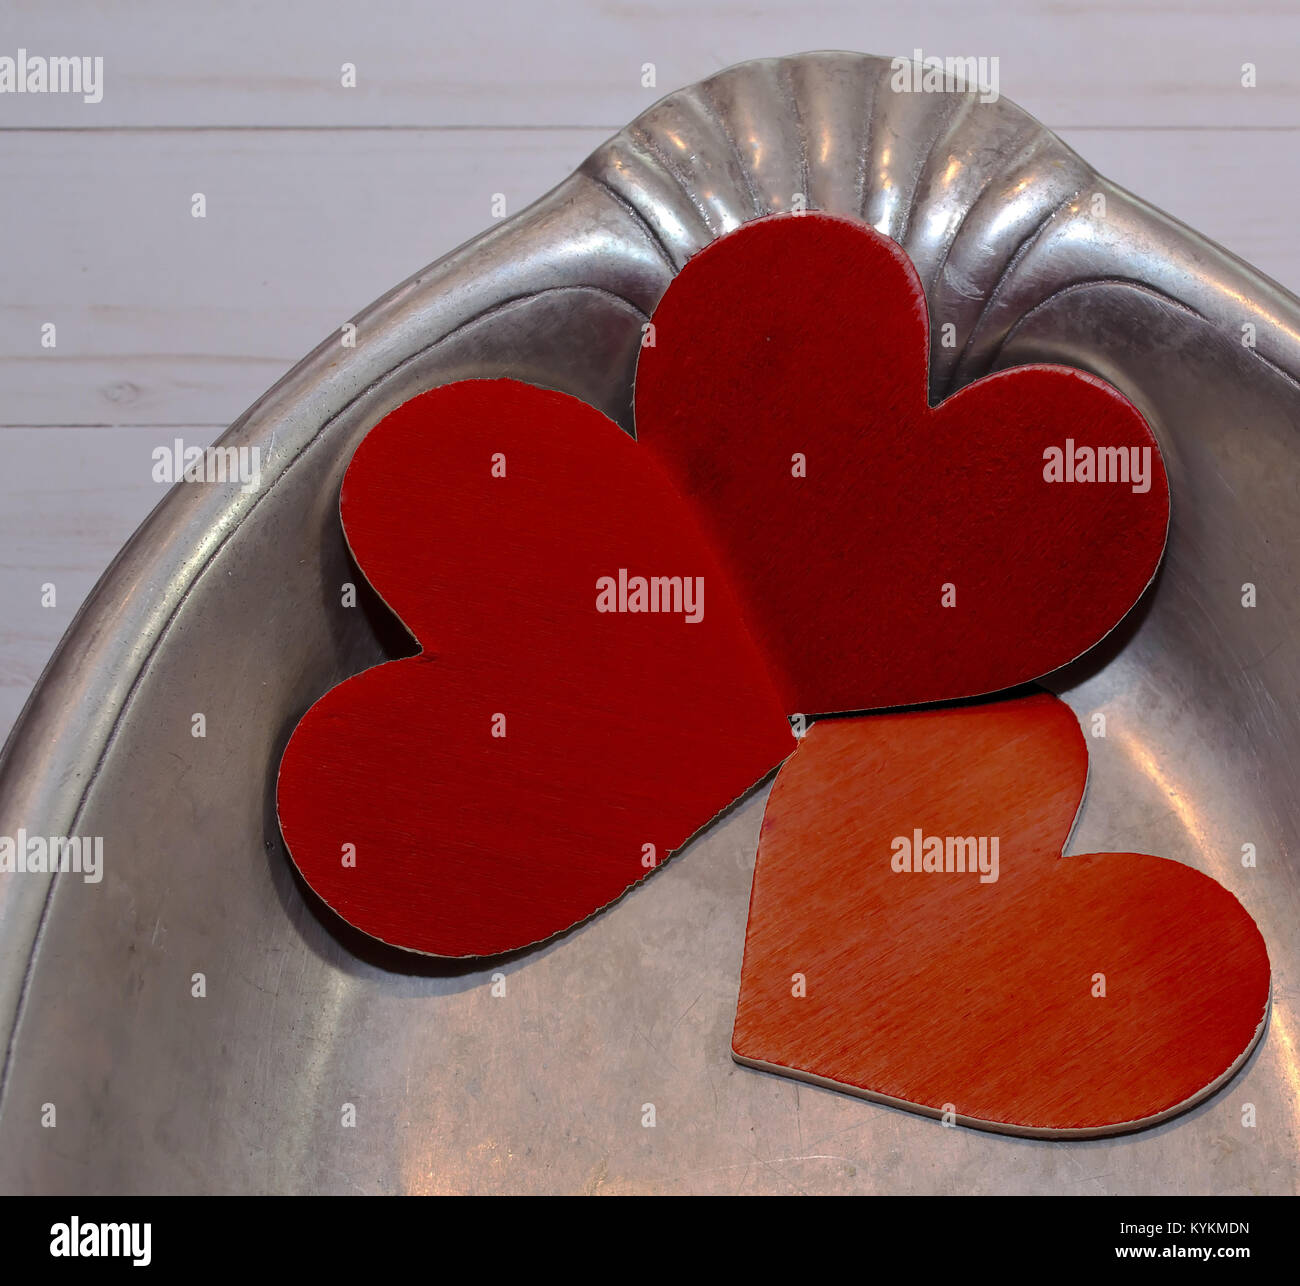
[635,212,1170,714]
[732,692,1271,1136]
[277,379,791,957]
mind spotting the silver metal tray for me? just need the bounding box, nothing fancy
[1,51,1296,1195]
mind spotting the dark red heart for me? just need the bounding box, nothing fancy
[635,212,1170,713]
[277,380,791,957]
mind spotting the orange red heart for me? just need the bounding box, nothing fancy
[732,693,1270,1136]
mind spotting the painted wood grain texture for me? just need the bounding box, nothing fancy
[2,127,1296,430]
[4,0,1298,128]
[636,213,1170,711]
[0,129,609,428]
[276,379,793,956]
[732,692,1272,1136]
[0,425,222,740]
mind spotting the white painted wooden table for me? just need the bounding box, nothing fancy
[2,0,1297,748]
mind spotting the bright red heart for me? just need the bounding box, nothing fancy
[732,692,1271,1135]
[277,379,792,957]
[635,212,1170,713]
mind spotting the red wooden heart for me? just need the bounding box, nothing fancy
[277,379,792,957]
[635,212,1170,714]
[732,693,1271,1135]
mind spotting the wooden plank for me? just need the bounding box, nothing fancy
[0,128,609,427]
[0,424,223,743]
[1,0,1295,129]
[1,125,1297,431]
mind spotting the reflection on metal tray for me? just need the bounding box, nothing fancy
[0,51,1296,1195]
